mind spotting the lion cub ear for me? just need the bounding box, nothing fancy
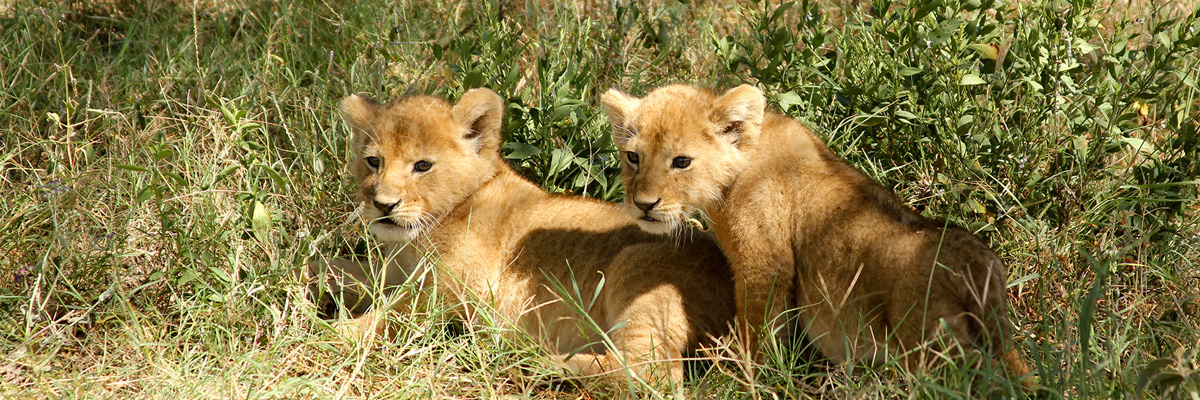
[601,88,642,147]
[710,85,765,146]
[341,94,381,149]
[452,88,504,155]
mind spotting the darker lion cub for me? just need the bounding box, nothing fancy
[317,88,735,393]
[602,84,1030,384]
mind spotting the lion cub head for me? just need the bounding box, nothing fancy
[601,84,766,235]
[341,88,505,242]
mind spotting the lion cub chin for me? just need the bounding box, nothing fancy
[602,84,1031,385]
[311,88,736,394]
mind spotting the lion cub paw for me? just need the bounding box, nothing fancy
[330,316,383,343]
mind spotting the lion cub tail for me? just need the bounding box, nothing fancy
[1002,347,1034,389]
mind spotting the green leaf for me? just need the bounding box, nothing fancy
[1057,61,1081,72]
[1026,78,1044,92]
[956,114,975,128]
[770,2,795,23]
[503,142,542,160]
[914,0,942,20]
[1120,137,1156,155]
[242,140,265,152]
[162,171,188,186]
[1072,135,1089,153]
[927,18,963,47]
[549,148,574,175]
[899,66,923,76]
[251,200,271,242]
[235,122,262,135]
[967,221,996,233]
[209,266,233,284]
[960,74,987,85]
[1137,358,1175,395]
[1006,272,1041,289]
[548,105,578,125]
[177,268,199,286]
[852,114,887,127]
[1072,38,1097,55]
[155,148,174,161]
[966,43,999,59]
[572,169,592,188]
[777,91,803,111]
[116,164,150,172]
[1156,32,1171,48]
[966,198,986,214]
[135,185,156,203]
[213,164,240,184]
[956,114,975,135]
[220,103,238,126]
[256,163,288,187]
[462,70,485,90]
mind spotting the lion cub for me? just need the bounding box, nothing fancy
[318,88,735,390]
[601,84,1030,381]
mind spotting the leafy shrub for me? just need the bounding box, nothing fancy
[720,0,1199,235]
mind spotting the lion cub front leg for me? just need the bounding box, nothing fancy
[306,256,378,316]
[727,240,797,364]
[309,246,424,341]
[304,256,382,340]
[329,284,426,342]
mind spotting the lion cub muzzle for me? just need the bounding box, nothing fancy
[372,199,399,213]
[632,197,661,221]
[367,194,416,231]
[370,187,406,224]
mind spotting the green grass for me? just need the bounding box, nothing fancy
[2,0,1198,398]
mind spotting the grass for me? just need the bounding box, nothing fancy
[1,0,1198,398]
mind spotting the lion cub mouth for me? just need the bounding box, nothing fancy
[374,217,418,230]
[640,216,658,222]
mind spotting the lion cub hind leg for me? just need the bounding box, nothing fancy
[552,289,689,394]
[885,240,1033,386]
[551,250,707,395]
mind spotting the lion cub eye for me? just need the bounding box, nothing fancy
[625,151,640,165]
[365,156,382,169]
[413,160,433,172]
[672,156,692,169]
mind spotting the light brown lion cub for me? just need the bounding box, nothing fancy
[319,88,735,391]
[601,84,1030,381]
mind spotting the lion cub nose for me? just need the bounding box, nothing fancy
[633,198,661,212]
[373,199,400,213]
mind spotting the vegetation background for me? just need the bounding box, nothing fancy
[1,0,1198,398]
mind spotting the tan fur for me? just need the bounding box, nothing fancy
[318,89,736,392]
[602,84,1031,383]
